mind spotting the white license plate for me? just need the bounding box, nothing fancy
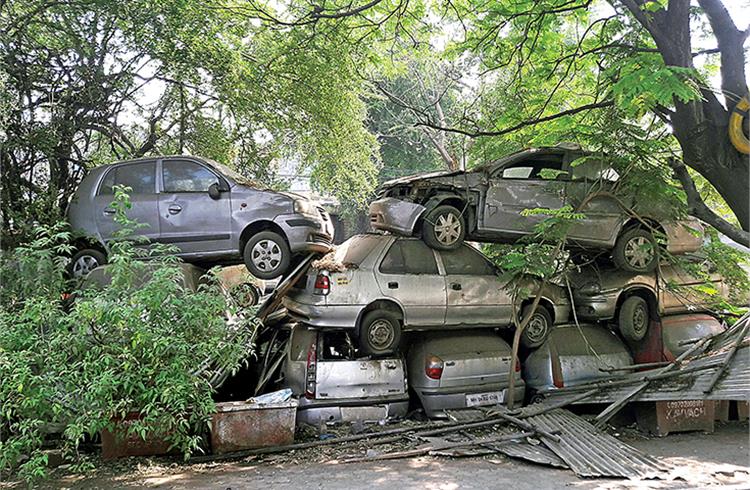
[466,390,505,407]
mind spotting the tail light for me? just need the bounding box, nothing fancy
[305,338,317,398]
[313,273,330,296]
[425,355,444,380]
[515,358,521,373]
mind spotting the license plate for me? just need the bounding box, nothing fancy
[466,390,505,407]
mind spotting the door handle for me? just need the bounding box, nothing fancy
[103,207,115,215]
[168,204,182,215]
[451,283,462,291]
[388,281,399,289]
[445,361,456,367]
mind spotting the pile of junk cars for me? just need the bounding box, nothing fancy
[67,145,748,428]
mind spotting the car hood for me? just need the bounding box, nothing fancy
[379,169,470,188]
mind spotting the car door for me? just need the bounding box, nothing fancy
[563,155,624,247]
[158,158,232,254]
[482,153,567,237]
[93,160,160,243]
[374,239,447,326]
[440,245,514,326]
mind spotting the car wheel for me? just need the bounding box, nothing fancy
[243,231,291,280]
[618,296,650,342]
[357,309,402,356]
[520,304,552,349]
[422,204,466,251]
[613,227,658,273]
[69,249,107,278]
[232,283,261,307]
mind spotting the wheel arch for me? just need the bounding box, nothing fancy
[621,217,665,236]
[239,220,289,254]
[356,299,405,331]
[417,192,476,234]
[616,286,658,320]
[520,297,556,323]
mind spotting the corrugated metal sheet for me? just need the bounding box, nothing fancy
[526,409,672,478]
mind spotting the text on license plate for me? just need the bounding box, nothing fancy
[466,391,505,407]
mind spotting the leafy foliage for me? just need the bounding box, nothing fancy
[0,189,258,482]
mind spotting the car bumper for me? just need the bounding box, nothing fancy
[277,212,335,254]
[663,219,703,255]
[369,197,426,236]
[573,293,618,321]
[282,297,361,329]
[414,382,526,418]
[296,396,409,426]
[552,303,572,324]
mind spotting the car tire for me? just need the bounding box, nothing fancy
[69,248,107,278]
[421,204,466,251]
[243,231,291,280]
[357,309,402,356]
[520,304,552,349]
[612,227,658,273]
[618,296,650,342]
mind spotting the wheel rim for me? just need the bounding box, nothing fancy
[434,212,462,246]
[633,303,648,336]
[525,313,549,344]
[368,319,395,351]
[251,239,282,272]
[72,255,100,277]
[624,236,654,270]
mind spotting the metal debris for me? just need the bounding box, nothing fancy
[527,409,673,479]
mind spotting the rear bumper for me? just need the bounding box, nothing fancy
[282,297,361,330]
[276,212,334,254]
[369,197,425,236]
[296,396,409,426]
[663,219,703,255]
[414,382,526,418]
[552,303,572,324]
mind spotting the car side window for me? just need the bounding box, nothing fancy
[380,240,438,275]
[441,246,496,275]
[498,154,566,180]
[98,162,156,195]
[162,160,219,192]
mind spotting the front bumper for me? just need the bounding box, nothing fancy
[296,396,409,426]
[282,297,361,330]
[277,212,334,254]
[369,197,426,236]
[573,292,618,321]
[415,382,526,419]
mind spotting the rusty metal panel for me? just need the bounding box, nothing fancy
[100,414,173,460]
[210,400,297,454]
[525,409,672,478]
[636,400,715,436]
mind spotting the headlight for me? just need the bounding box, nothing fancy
[293,199,318,217]
[579,282,601,296]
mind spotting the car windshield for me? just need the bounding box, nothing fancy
[334,235,383,266]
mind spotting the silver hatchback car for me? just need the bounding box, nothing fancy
[67,155,334,279]
[283,234,570,355]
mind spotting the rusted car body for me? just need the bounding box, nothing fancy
[523,324,633,397]
[282,233,570,354]
[568,262,728,341]
[369,145,702,273]
[407,330,525,417]
[68,155,334,279]
[280,326,409,426]
[661,313,725,358]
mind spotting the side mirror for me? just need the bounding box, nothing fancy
[208,183,222,200]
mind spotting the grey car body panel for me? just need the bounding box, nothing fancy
[282,234,570,332]
[407,330,525,418]
[569,263,727,321]
[523,324,633,393]
[68,155,333,261]
[370,146,703,252]
[661,314,725,358]
[281,326,408,426]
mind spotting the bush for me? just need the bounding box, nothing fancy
[0,188,259,482]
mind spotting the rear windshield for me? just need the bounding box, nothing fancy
[334,235,383,266]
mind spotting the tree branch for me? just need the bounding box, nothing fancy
[669,158,749,247]
[414,100,614,138]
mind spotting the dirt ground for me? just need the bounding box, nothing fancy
[30,420,749,489]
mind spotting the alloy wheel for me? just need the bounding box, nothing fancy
[623,235,654,270]
[251,239,282,272]
[72,255,100,277]
[434,213,462,246]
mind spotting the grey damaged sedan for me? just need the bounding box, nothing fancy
[282,234,571,355]
[67,155,333,279]
[369,144,702,274]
